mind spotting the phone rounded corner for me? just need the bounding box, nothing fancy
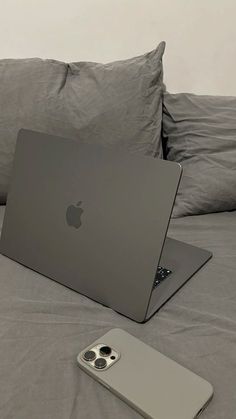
[76,353,81,365]
[207,381,214,399]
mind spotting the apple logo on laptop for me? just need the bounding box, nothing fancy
[66,201,83,229]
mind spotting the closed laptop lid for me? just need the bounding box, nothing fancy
[0,129,182,322]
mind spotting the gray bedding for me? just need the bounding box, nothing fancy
[0,205,235,419]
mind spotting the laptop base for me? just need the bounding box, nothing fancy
[145,237,212,322]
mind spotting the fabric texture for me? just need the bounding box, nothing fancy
[0,205,236,419]
[163,92,236,217]
[0,42,165,204]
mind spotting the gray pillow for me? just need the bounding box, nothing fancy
[163,92,236,217]
[0,42,165,204]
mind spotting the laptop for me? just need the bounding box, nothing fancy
[0,129,212,322]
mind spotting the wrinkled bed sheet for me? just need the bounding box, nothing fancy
[0,205,235,419]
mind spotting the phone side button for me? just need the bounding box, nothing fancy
[99,380,110,390]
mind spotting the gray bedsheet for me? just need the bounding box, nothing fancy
[0,205,235,419]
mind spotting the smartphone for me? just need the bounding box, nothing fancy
[77,328,213,419]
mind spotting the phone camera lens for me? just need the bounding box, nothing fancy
[99,346,112,357]
[83,350,96,362]
[94,358,107,369]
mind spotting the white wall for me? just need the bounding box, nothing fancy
[1,0,235,95]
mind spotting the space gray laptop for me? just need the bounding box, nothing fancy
[0,129,212,322]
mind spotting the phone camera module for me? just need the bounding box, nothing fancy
[94,358,107,369]
[83,350,96,362]
[99,346,112,357]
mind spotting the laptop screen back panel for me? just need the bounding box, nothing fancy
[0,130,182,322]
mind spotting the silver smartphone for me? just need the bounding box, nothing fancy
[77,328,213,419]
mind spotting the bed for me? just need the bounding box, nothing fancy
[1,204,235,419]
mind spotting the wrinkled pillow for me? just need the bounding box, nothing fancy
[163,92,236,217]
[0,42,165,203]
